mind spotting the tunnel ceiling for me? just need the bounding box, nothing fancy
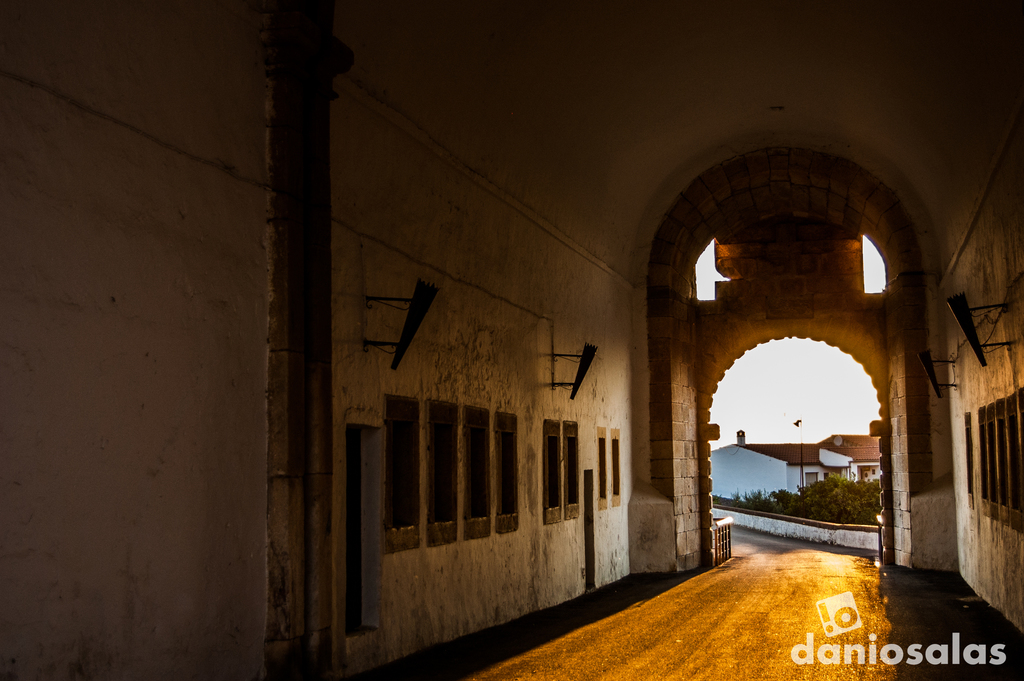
[334,2,1024,283]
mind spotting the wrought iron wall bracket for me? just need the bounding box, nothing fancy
[947,293,1011,367]
[549,343,598,399]
[363,340,398,354]
[365,296,412,310]
[362,279,439,369]
[969,303,1008,314]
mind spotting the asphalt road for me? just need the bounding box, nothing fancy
[351,527,1023,680]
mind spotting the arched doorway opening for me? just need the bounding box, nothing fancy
[710,338,883,448]
[645,148,928,570]
[709,338,884,498]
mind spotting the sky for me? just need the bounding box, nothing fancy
[697,238,886,446]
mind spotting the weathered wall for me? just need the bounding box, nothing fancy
[646,149,932,572]
[945,100,1024,633]
[329,79,634,674]
[0,2,268,678]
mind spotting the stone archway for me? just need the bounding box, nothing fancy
[647,148,929,569]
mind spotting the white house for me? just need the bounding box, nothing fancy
[712,431,881,498]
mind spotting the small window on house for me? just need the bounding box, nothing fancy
[806,471,819,485]
[464,406,491,540]
[543,420,561,524]
[564,421,579,519]
[495,412,518,533]
[427,401,457,546]
[384,396,420,553]
[597,427,608,511]
[611,429,621,505]
[965,412,974,501]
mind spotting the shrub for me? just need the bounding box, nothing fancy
[731,488,783,514]
[770,488,803,517]
[728,477,881,525]
[800,476,881,525]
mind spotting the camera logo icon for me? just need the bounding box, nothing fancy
[816,592,862,637]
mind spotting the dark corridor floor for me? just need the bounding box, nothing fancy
[349,527,1024,680]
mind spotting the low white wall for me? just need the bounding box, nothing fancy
[713,506,879,551]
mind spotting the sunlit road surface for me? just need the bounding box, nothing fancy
[351,527,1023,681]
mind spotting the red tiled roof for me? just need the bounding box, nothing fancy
[837,446,882,462]
[741,443,822,465]
[737,434,880,465]
[818,434,878,449]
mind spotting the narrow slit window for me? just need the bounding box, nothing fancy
[345,427,363,633]
[696,240,729,300]
[565,423,578,505]
[997,416,1008,507]
[432,422,455,521]
[390,421,419,526]
[464,406,491,540]
[543,420,561,523]
[965,413,974,499]
[500,431,516,513]
[980,407,990,501]
[427,401,458,545]
[612,433,621,499]
[862,235,886,293]
[468,426,488,518]
[987,412,997,505]
[384,395,420,553]
[546,437,560,508]
[1008,410,1020,512]
[496,412,518,531]
[598,434,607,501]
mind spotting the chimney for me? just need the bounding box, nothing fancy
[737,430,746,446]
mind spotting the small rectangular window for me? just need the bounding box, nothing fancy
[987,401,995,507]
[543,420,561,524]
[385,396,420,553]
[1009,409,1020,512]
[346,427,363,632]
[611,429,621,505]
[564,421,579,519]
[427,401,457,546]
[598,427,608,511]
[1008,393,1021,525]
[987,405,997,507]
[346,425,382,632]
[999,411,1007,507]
[496,412,518,533]
[980,406,990,501]
[965,412,974,500]
[464,406,490,540]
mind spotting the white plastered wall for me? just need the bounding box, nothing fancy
[944,95,1024,633]
[330,79,634,674]
[710,446,788,499]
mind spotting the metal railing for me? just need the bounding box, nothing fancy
[712,515,734,566]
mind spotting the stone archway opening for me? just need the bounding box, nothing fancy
[645,148,930,571]
[709,338,884,457]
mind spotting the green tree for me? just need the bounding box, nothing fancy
[800,476,881,525]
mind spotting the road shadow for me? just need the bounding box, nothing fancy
[876,566,1024,680]
[347,570,707,681]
